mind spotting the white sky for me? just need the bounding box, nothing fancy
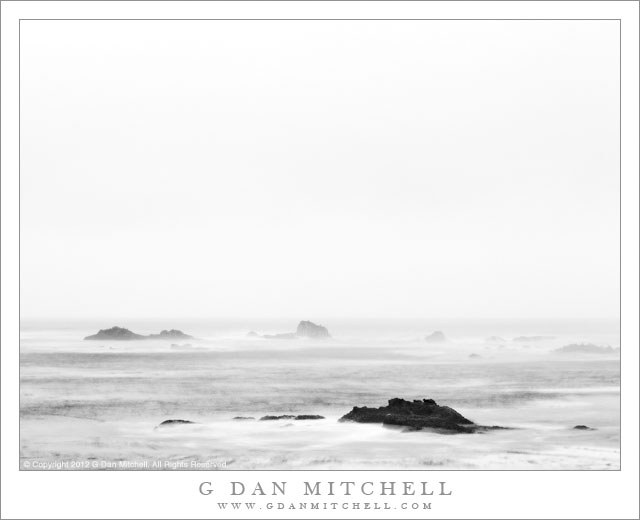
[20,20,620,320]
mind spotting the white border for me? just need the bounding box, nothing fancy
[2,2,638,519]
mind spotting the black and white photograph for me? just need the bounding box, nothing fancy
[1,0,639,519]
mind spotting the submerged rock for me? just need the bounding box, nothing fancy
[84,327,146,341]
[424,331,447,343]
[259,414,325,421]
[170,343,202,351]
[263,333,297,340]
[340,398,495,434]
[512,336,554,342]
[573,425,596,431]
[157,419,196,427]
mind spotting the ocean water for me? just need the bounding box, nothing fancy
[19,319,620,470]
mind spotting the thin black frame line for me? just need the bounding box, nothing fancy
[17,17,623,473]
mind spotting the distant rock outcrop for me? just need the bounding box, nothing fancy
[84,327,193,341]
[554,343,620,355]
[485,336,506,343]
[339,398,499,434]
[246,331,260,338]
[256,321,331,340]
[84,327,146,341]
[424,331,447,343]
[512,336,554,342]
[149,329,192,339]
[296,320,330,338]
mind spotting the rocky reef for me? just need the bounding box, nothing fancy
[84,327,192,341]
[554,343,620,355]
[340,398,503,434]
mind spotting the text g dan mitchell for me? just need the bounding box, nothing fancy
[199,481,453,497]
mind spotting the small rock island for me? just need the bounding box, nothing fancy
[84,326,192,341]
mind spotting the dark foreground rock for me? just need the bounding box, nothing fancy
[259,414,325,421]
[340,398,502,434]
[573,425,596,431]
[85,327,193,341]
[157,419,196,427]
